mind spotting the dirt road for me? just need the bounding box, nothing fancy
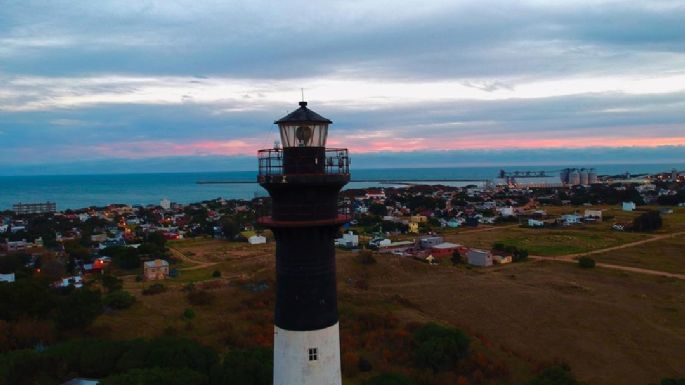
[530,230,685,280]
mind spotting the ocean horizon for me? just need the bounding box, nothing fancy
[1,163,683,211]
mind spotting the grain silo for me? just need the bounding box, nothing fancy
[580,169,589,185]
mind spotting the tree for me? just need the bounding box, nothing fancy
[632,211,662,232]
[412,323,469,373]
[64,240,91,260]
[451,251,462,265]
[220,217,240,240]
[101,274,123,293]
[369,203,388,216]
[54,288,103,330]
[362,373,416,385]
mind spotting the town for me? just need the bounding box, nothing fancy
[1,169,684,385]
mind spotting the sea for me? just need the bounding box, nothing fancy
[1,163,683,211]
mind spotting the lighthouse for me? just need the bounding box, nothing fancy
[258,101,350,385]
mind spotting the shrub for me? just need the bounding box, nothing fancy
[103,291,136,310]
[182,308,195,320]
[101,275,123,293]
[578,256,596,269]
[413,322,469,373]
[451,251,462,265]
[212,270,221,278]
[142,284,166,296]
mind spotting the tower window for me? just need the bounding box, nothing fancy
[308,348,318,361]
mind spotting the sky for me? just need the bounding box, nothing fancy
[1,0,684,174]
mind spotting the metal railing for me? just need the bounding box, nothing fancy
[258,148,349,177]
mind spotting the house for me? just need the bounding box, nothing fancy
[3,240,28,252]
[528,219,544,228]
[0,273,15,283]
[466,249,493,267]
[335,232,359,248]
[408,222,419,234]
[659,208,674,215]
[560,214,582,226]
[378,241,414,254]
[144,259,170,280]
[410,215,427,223]
[622,202,636,212]
[430,242,461,258]
[498,206,515,217]
[493,255,512,264]
[248,235,267,245]
[419,236,444,250]
[584,210,603,220]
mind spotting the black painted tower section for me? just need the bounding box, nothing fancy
[259,147,350,331]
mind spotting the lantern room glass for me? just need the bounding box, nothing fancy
[278,123,328,148]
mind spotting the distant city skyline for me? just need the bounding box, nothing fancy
[1,0,684,173]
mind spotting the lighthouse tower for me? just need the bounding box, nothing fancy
[258,101,350,385]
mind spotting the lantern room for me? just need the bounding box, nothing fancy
[275,101,332,148]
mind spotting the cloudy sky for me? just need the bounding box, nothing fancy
[1,0,684,174]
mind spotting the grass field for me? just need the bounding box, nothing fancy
[94,233,685,385]
[592,235,685,274]
[444,226,649,256]
[93,207,685,385]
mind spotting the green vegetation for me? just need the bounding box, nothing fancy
[633,211,663,232]
[578,256,596,269]
[103,291,136,310]
[412,322,470,373]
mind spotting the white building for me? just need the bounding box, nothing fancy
[622,202,637,212]
[0,273,15,283]
[528,219,544,227]
[466,249,493,267]
[160,198,171,210]
[335,232,358,248]
[584,210,603,220]
[498,206,515,217]
[248,235,267,245]
[560,214,582,225]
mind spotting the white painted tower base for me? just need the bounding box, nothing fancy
[274,322,342,385]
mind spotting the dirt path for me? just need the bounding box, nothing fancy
[168,246,218,271]
[529,230,685,280]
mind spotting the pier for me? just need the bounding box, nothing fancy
[196,179,487,184]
